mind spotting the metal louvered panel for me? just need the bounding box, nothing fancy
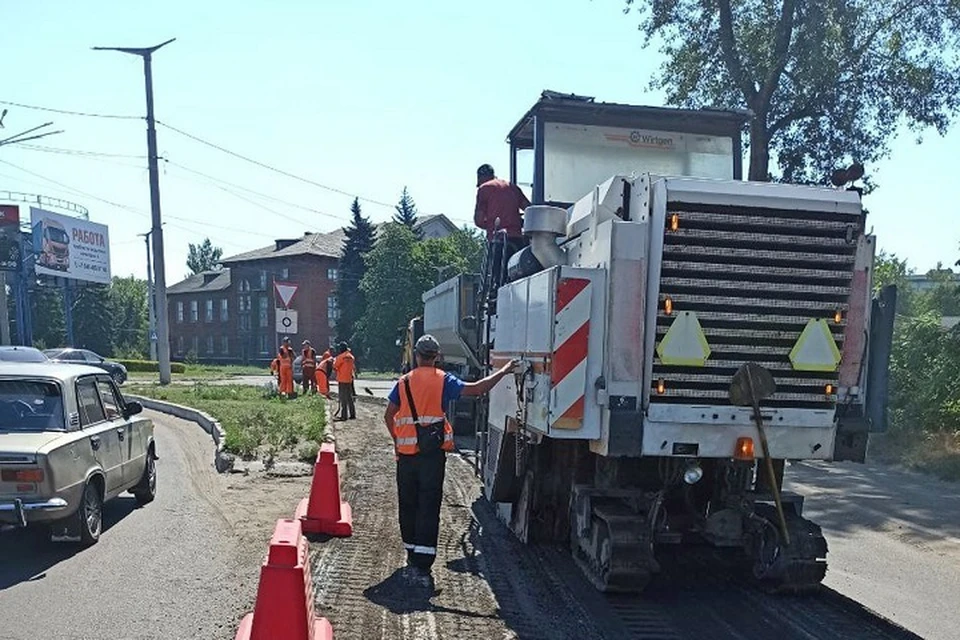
[653,201,861,410]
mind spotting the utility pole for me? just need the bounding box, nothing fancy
[139,230,157,360]
[94,38,175,383]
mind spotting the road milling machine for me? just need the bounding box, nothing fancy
[419,92,896,593]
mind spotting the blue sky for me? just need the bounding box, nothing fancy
[1,0,957,284]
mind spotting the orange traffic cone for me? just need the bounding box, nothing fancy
[235,519,333,640]
[296,443,353,537]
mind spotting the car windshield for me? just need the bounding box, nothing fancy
[0,380,64,431]
[47,227,69,244]
[0,348,49,363]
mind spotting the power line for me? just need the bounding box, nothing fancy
[163,159,348,223]
[0,99,141,120]
[156,119,398,209]
[15,143,146,159]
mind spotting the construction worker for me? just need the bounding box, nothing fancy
[384,334,517,587]
[333,342,357,421]
[277,337,296,397]
[269,355,280,385]
[301,340,318,394]
[315,349,333,398]
[474,164,530,288]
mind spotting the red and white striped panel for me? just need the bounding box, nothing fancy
[551,277,592,429]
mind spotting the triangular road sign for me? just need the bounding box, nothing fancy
[657,311,711,366]
[274,281,299,308]
[789,319,841,372]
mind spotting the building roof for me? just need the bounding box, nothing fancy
[220,214,459,266]
[222,230,346,265]
[507,90,752,148]
[167,269,232,294]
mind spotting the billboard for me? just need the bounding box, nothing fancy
[0,205,21,272]
[30,207,111,284]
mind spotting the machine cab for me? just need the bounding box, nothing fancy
[507,91,750,207]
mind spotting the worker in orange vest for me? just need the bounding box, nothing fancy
[269,355,280,385]
[333,341,357,421]
[301,340,318,395]
[315,349,333,398]
[277,337,296,397]
[384,334,517,587]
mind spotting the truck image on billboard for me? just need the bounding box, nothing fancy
[30,207,111,284]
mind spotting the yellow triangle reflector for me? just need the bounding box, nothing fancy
[657,311,711,366]
[789,319,842,372]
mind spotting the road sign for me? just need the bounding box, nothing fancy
[274,281,299,309]
[276,308,298,334]
[149,330,158,342]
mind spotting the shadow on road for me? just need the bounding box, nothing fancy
[363,567,498,620]
[0,496,140,591]
[787,460,960,543]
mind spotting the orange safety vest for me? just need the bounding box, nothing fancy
[392,367,455,456]
[302,347,317,368]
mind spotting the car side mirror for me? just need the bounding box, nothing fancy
[125,400,143,417]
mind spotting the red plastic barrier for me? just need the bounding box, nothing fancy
[235,519,334,640]
[296,442,353,537]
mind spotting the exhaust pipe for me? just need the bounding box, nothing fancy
[523,205,567,269]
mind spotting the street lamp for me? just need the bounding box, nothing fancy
[94,38,175,384]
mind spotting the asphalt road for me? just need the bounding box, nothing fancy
[787,459,960,640]
[0,411,243,640]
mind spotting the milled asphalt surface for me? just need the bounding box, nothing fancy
[0,411,242,640]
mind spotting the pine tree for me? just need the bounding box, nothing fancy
[393,187,421,238]
[336,198,376,350]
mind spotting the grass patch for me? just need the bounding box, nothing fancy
[871,431,960,482]
[127,383,325,461]
[127,363,270,381]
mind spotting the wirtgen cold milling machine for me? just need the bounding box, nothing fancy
[425,92,895,593]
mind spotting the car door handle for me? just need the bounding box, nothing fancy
[90,435,101,451]
[117,428,125,441]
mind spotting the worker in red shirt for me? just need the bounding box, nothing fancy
[474,164,530,288]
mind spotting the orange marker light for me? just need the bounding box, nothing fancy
[825,384,834,396]
[669,213,680,231]
[664,297,673,315]
[656,379,666,395]
[734,437,755,461]
[834,310,843,324]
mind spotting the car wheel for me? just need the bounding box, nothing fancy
[133,453,157,506]
[75,481,103,546]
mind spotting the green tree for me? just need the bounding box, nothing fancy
[625,0,960,182]
[110,276,149,357]
[357,223,421,370]
[445,226,486,275]
[357,224,484,370]
[337,198,376,350]
[30,286,64,349]
[393,187,421,237]
[186,238,223,275]
[73,284,113,355]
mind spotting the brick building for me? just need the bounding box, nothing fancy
[168,230,343,365]
[166,215,458,365]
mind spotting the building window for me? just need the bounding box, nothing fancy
[220,299,228,322]
[177,336,184,355]
[327,267,338,281]
[259,296,269,328]
[281,267,289,279]
[239,315,249,331]
[259,270,267,290]
[258,334,269,355]
[191,336,199,354]
[205,299,214,323]
[177,302,184,323]
[221,336,229,354]
[327,295,339,327]
[190,300,198,322]
[240,279,250,292]
[206,336,214,354]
